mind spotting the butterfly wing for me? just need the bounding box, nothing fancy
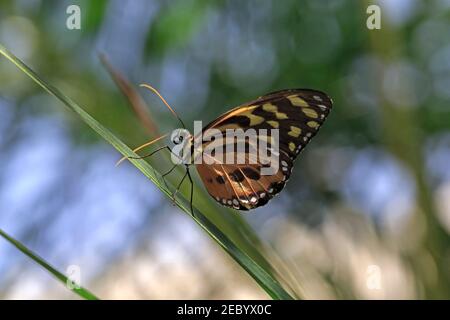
[195,89,333,210]
[196,160,289,210]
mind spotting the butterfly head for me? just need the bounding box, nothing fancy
[171,128,192,145]
[171,128,194,165]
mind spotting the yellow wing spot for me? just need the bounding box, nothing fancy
[288,126,301,138]
[275,111,288,119]
[262,103,288,119]
[242,111,265,126]
[267,120,279,128]
[302,108,318,119]
[262,103,278,112]
[307,121,319,129]
[289,142,296,152]
[287,95,308,107]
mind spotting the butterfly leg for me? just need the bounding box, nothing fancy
[186,166,194,217]
[160,163,178,193]
[128,145,177,192]
[171,169,188,206]
[160,145,189,199]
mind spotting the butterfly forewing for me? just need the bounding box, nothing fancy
[196,89,332,210]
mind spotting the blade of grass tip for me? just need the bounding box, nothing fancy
[0,44,294,300]
[99,53,159,136]
[0,228,98,300]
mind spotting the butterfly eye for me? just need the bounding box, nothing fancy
[173,135,183,144]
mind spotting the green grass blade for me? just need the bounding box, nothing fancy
[0,228,98,300]
[0,44,294,300]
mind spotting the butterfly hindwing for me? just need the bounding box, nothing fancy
[196,89,332,210]
[196,152,293,210]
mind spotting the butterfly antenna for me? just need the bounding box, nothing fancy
[116,133,168,166]
[140,83,186,129]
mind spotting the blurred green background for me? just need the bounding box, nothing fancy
[0,0,450,299]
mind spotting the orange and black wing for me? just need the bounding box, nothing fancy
[195,89,333,210]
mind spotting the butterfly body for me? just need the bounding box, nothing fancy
[170,89,333,211]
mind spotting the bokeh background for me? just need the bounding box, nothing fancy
[1,0,450,299]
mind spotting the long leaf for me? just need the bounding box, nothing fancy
[0,228,98,300]
[0,44,294,300]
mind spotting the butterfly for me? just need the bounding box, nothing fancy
[121,85,333,214]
